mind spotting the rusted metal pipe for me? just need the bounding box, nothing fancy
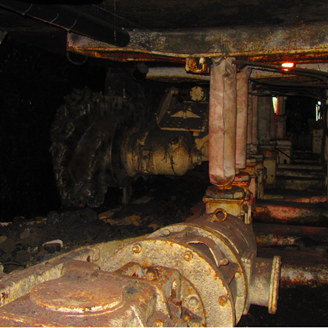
[258,247,328,286]
[281,262,328,286]
[147,67,211,82]
[249,256,281,314]
[254,201,328,226]
[253,223,328,247]
[236,68,250,169]
[266,194,326,203]
[209,57,237,187]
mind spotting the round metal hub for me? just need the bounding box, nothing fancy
[30,273,124,314]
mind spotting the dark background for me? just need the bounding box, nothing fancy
[0,38,107,221]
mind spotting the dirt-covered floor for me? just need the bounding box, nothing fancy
[0,171,210,273]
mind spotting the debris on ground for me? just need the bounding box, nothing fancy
[0,174,209,274]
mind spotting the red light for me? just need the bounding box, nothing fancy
[281,62,294,68]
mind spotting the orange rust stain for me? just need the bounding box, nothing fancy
[218,295,229,307]
[280,278,325,287]
[70,44,328,64]
[184,312,191,322]
[1,293,8,302]
[70,49,185,63]
[239,53,328,65]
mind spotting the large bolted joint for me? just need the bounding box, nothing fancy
[102,212,281,327]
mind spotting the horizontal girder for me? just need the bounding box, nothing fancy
[68,21,328,63]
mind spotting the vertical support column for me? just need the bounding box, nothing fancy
[209,57,237,188]
[245,89,266,200]
[236,68,250,170]
[276,96,292,164]
[325,92,328,196]
[206,59,254,223]
[246,88,259,156]
[252,93,259,154]
[258,97,274,145]
[246,87,259,201]
[270,100,276,141]
[258,97,277,187]
[247,91,253,159]
[277,96,286,115]
[276,97,286,140]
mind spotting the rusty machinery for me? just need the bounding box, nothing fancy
[3,1,328,325]
[0,212,280,327]
[50,63,328,208]
[50,85,208,207]
[45,67,282,327]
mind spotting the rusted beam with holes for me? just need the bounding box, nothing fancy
[68,22,328,63]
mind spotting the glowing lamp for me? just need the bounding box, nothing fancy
[281,62,295,68]
[281,62,295,71]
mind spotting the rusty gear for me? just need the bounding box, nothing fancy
[50,87,135,207]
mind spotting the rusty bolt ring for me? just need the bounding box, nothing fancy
[109,239,234,327]
[147,223,249,323]
[212,208,228,222]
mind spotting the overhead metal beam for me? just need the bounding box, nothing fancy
[146,64,328,83]
[68,21,328,63]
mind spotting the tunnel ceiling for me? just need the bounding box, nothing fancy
[2,0,328,93]
[1,1,328,47]
[95,0,328,29]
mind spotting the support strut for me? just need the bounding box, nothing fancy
[209,58,237,188]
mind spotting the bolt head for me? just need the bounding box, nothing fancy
[188,296,199,308]
[218,295,228,307]
[163,229,171,236]
[220,258,229,266]
[132,244,142,254]
[183,251,193,262]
